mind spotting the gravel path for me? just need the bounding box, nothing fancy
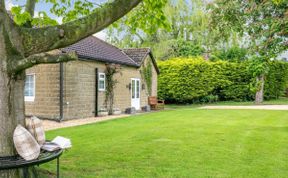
[42,114,130,131]
[201,105,288,110]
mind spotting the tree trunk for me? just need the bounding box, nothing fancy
[255,74,265,105]
[0,0,142,176]
[0,68,26,177]
[0,20,25,178]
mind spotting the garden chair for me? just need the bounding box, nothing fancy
[148,96,165,110]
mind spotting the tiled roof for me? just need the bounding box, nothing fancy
[123,48,160,74]
[122,48,151,65]
[62,36,138,67]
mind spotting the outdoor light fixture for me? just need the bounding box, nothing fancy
[142,84,145,90]
[126,83,131,90]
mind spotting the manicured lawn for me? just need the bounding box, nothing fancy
[167,97,288,109]
[41,108,288,178]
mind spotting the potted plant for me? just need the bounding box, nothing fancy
[113,108,122,115]
[98,107,108,116]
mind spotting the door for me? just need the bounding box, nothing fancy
[131,78,140,110]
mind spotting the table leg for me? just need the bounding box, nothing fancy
[23,167,28,178]
[32,166,38,178]
[57,157,60,178]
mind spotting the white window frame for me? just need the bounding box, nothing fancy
[98,73,106,91]
[25,74,36,102]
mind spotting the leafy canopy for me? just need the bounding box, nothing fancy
[106,0,249,60]
[9,0,167,29]
[209,0,287,58]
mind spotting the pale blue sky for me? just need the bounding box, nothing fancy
[7,0,60,21]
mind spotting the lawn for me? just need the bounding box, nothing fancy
[166,97,288,109]
[41,108,288,178]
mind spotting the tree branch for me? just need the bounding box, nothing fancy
[11,50,78,73]
[0,0,5,11]
[20,0,142,56]
[127,26,144,44]
[25,0,36,17]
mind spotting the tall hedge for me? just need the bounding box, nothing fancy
[265,61,288,99]
[158,58,288,103]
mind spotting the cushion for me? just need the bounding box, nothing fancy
[13,125,40,161]
[26,116,45,146]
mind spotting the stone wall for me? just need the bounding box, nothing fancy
[62,60,103,120]
[25,57,158,120]
[25,64,60,120]
[62,59,155,120]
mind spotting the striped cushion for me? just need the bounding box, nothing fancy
[13,125,40,161]
[26,116,46,146]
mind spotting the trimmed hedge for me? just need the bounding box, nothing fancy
[265,62,288,99]
[158,58,288,103]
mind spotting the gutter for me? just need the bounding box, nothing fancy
[59,62,64,122]
[95,68,99,117]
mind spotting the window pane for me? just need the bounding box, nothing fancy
[24,87,29,96]
[98,73,105,91]
[136,80,140,98]
[25,75,35,97]
[100,74,105,79]
[99,80,105,90]
[132,80,135,99]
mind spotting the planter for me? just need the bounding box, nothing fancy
[142,105,151,112]
[125,107,136,114]
[112,108,122,115]
[113,110,122,115]
[98,111,108,117]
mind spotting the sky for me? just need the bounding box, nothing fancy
[6,0,107,40]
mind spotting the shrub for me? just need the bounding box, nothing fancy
[201,94,219,103]
[158,58,288,103]
[265,61,288,99]
[158,57,220,103]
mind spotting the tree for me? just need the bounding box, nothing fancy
[209,0,288,104]
[107,0,209,59]
[210,46,247,62]
[0,0,167,177]
[107,0,244,60]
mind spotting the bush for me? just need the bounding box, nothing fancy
[201,95,219,103]
[158,58,288,103]
[158,57,220,103]
[265,61,288,99]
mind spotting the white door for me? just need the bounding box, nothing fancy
[131,78,140,110]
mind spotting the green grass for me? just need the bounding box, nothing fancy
[41,108,288,178]
[166,97,288,109]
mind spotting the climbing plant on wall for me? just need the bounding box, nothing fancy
[141,60,153,95]
[104,64,122,115]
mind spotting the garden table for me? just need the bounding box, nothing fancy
[0,148,63,178]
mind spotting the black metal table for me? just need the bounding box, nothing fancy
[0,149,63,178]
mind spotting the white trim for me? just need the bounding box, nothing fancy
[131,78,141,110]
[25,73,36,102]
[98,72,106,91]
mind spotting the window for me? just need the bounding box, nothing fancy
[25,74,35,102]
[136,80,140,98]
[98,73,106,91]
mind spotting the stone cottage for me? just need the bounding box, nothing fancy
[25,36,159,121]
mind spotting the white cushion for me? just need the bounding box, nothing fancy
[26,116,46,146]
[13,125,40,161]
